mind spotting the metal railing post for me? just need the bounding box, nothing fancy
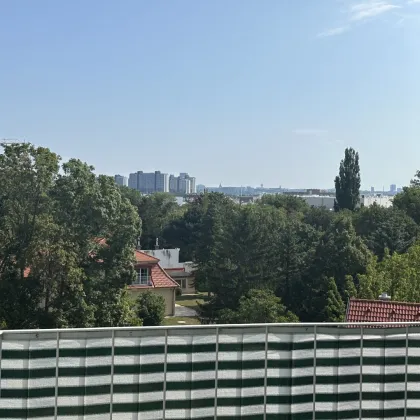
[0,332,3,399]
[54,331,60,419]
[263,325,269,420]
[214,327,220,420]
[109,329,116,420]
[162,329,168,420]
[404,326,409,420]
[359,326,364,420]
[312,326,317,420]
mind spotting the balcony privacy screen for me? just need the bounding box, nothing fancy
[0,325,419,419]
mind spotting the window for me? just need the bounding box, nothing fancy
[134,268,150,285]
[177,278,187,289]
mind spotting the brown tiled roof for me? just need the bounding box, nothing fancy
[23,241,177,288]
[134,250,160,264]
[129,264,179,289]
[346,298,420,327]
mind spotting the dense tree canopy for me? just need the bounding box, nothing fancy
[393,184,420,225]
[218,289,298,324]
[5,143,420,329]
[353,204,419,259]
[0,143,141,329]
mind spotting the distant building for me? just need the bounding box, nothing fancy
[360,194,393,208]
[178,173,196,194]
[169,175,178,193]
[189,177,196,194]
[279,193,394,211]
[136,171,155,193]
[128,171,169,193]
[371,186,374,193]
[301,195,335,209]
[127,170,195,194]
[390,184,397,194]
[114,174,128,187]
[155,171,169,193]
[128,173,138,189]
[178,177,191,194]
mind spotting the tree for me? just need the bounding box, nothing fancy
[299,214,371,321]
[136,291,166,326]
[0,144,141,329]
[275,217,319,315]
[410,170,420,187]
[0,143,59,277]
[258,194,309,216]
[162,192,236,261]
[353,204,419,259]
[325,277,345,322]
[344,275,358,301]
[47,160,141,328]
[334,148,361,211]
[303,206,335,232]
[118,185,143,209]
[197,205,287,318]
[393,181,420,225]
[356,243,420,303]
[218,289,298,324]
[136,193,183,249]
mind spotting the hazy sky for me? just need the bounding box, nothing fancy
[1,0,420,189]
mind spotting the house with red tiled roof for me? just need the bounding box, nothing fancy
[143,248,196,294]
[128,249,179,316]
[24,239,180,316]
[345,293,420,327]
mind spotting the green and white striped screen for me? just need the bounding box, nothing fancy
[0,324,419,419]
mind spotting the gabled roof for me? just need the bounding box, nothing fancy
[346,298,420,327]
[129,264,179,289]
[93,239,160,264]
[134,250,160,264]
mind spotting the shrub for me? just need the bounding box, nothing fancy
[136,291,166,326]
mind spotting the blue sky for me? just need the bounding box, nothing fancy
[1,0,420,189]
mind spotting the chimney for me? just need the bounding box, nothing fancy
[378,292,391,301]
[155,237,159,250]
[136,237,141,250]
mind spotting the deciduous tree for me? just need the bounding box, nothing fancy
[353,204,418,259]
[136,290,166,326]
[218,289,298,324]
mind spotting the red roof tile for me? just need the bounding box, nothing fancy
[346,298,420,327]
[22,243,176,288]
[150,264,178,288]
[129,264,179,289]
[134,250,160,264]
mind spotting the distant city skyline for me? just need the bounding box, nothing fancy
[122,170,196,194]
[115,169,404,193]
[3,2,420,189]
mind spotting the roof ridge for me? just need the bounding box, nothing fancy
[350,298,420,306]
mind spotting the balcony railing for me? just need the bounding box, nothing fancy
[1,322,419,419]
[132,275,150,285]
